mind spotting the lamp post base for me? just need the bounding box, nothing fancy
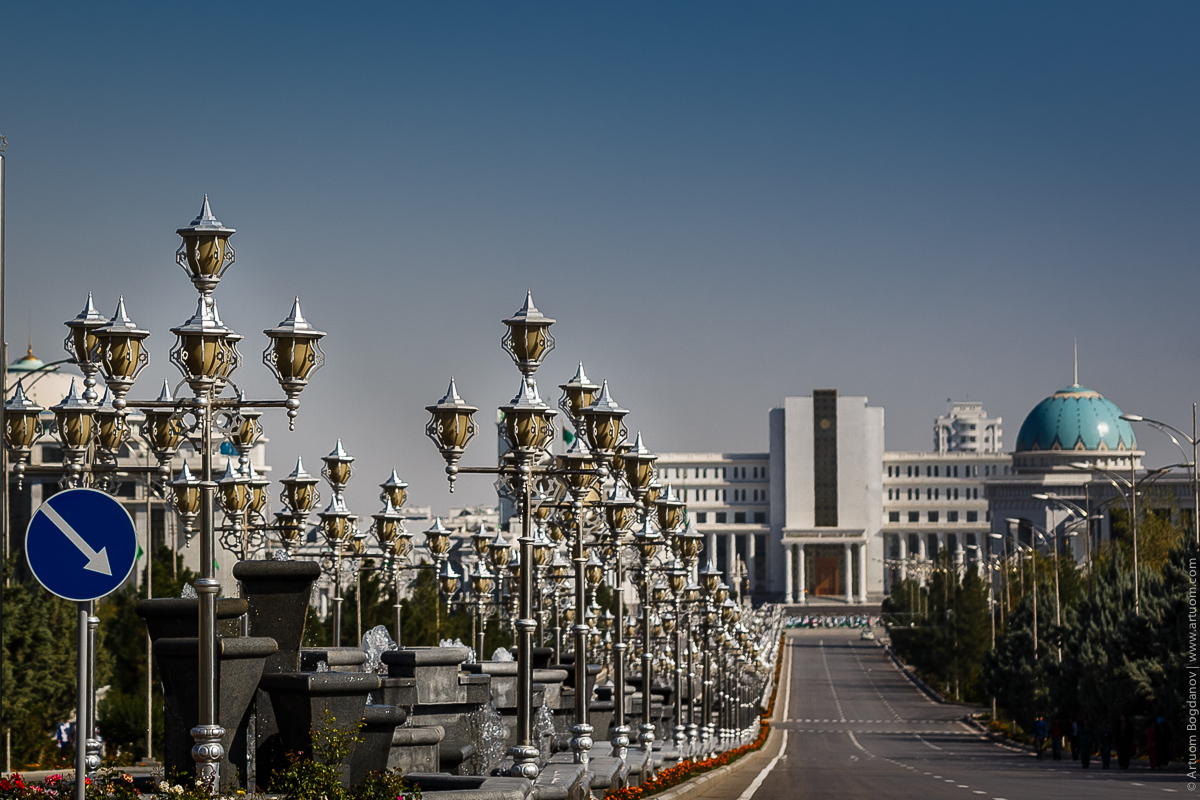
[569,722,593,768]
[508,744,540,780]
[610,724,631,761]
[190,724,226,791]
[638,723,655,752]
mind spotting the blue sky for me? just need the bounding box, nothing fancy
[2,3,1198,514]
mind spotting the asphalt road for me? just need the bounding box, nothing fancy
[728,628,1189,800]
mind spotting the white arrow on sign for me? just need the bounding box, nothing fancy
[39,502,112,576]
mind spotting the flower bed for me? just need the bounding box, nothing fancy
[609,633,785,800]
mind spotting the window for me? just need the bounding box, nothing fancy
[926,488,932,500]
[907,465,912,477]
[721,489,727,502]
[966,511,978,523]
[934,465,940,477]
[907,488,912,500]
[889,511,900,523]
[935,488,940,500]
[908,511,919,523]
[948,511,959,522]
[926,465,932,477]
[954,488,959,500]
[754,512,766,524]
[928,511,939,523]
[715,512,727,524]
[973,488,979,500]
[734,512,746,524]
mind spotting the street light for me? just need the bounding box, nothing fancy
[1122,410,1200,547]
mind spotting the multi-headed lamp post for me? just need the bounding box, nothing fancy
[2,199,329,792]
[425,294,638,778]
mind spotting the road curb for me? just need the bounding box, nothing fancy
[648,725,784,800]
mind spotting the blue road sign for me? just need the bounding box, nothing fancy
[26,488,138,601]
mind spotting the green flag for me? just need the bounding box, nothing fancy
[563,428,576,445]
[136,543,144,560]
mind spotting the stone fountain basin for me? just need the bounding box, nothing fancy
[258,671,392,789]
[301,647,369,673]
[153,635,279,791]
[233,559,322,674]
[135,597,249,640]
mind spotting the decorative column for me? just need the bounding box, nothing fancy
[746,534,756,595]
[798,544,806,605]
[783,544,794,604]
[858,541,868,603]
[843,542,853,603]
[897,534,907,582]
[726,533,736,593]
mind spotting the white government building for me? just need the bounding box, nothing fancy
[658,379,1191,605]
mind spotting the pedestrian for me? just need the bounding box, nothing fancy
[1070,718,1079,761]
[1117,715,1134,769]
[1155,716,1171,768]
[1098,717,1112,769]
[1051,718,1062,761]
[1078,716,1092,769]
[1145,718,1158,769]
[1034,715,1048,759]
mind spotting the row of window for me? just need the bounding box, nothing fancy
[886,463,1010,478]
[888,510,985,524]
[694,511,768,525]
[888,487,981,501]
[661,465,768,481]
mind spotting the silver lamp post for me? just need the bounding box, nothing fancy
[1123,410,1200,547]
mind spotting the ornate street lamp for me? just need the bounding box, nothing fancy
[174,195,236,297]
[169,463,203,543]
[262,299,326,430]
[63,293,107,403]
[425,380,478,491]
[140,382,187,468]
[51,379,96,483]
[4,380,43,483]
[170,297,239,398]
[92,298,150,410]
[501,292,555,378]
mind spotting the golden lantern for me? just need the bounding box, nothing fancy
[472,562,496,596]
[93,298,150,407]
[678,524,704,563]
[700,560,722,595]
[438,559,460,597]
[318,497,354,544]
[499,379,557,456]
[668,558,687,594]
[621,432,658,497]
[532,526,554,567]
[655,484,685,533]
[578,380,628,460]
[555,435,597,497]
[488,527,515,568]
[274,512,307,548]
[94,388,128,456]
[226,396,264,460]
[321,439,355,492]
[714,582,730,606]
[501,292,555,378]
[217,460,251,519]
[141,381,188,466]
[372,499,407,548]
[558,362,599,425]
[280,457,321,515]
[633,517,661,562]
[262,298,326,428]
[379,470,408,508]
[175,196,236,296]
[63,293,107,403]
[52,379,96,460]
[604,483,636,533]
[585,549,605,587]
[424,517,453,559]
[425,379,478,490]
[170,297,238,397]
[3,380,44,474]
[247,469,271,524]
[471,524,493,556]
[169,462,202,539]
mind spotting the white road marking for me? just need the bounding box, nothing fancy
[733,729,789,800]
[917,735,942,751]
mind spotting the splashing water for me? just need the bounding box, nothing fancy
[465,702,508,776]
[181,584,198,599]
[534,703,555,762]
[491,647,514,662]
[315,660,330,673]
[271,549,293,561]
[361,625,396,674]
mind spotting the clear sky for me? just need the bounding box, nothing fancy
[1,2,1197,516]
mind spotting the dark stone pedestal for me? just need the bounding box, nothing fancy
[257,671,386,789]
[152,636,278,790]
[233,560,322,674]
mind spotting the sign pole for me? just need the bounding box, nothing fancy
[74,602,88,800]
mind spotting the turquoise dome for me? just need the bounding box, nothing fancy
[1015,385,1136,452]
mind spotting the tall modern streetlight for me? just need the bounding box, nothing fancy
[1121,410,1200,546]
